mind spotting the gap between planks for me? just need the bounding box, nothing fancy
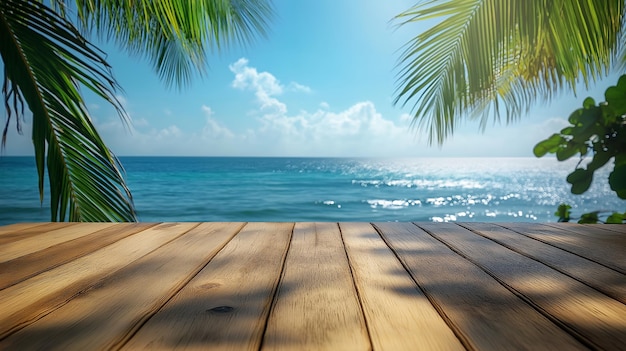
[417,222,626,350]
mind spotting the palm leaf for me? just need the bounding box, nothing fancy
[71,0,274,88]
[0,0,136,221]
[395,0,626,144]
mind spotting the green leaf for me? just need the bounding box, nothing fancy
[578,212,600,224]
[587,151,612,171]
[609,164,626,199]
[74,0,274,88]
[577,106,601,128]
[568,108,584,125]
[554,203,571,222]
[606,212,625,224]
[617,75,626,90]
[566,168,593,194]
[534,134,564,157]
[2,0,274,221]
[393,0,625,144]
[556,142,580,161]
[579,145,589,157]
[582,97,596,109]
[604,75,626,115]
[1,0,136,221]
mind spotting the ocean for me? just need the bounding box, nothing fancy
[0,156,623,225]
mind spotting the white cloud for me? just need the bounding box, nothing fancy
[201,105,234,139]
[201,105,214,117]
[229,58,287,114]
[230,58,283,95]
[222,59,420,155]
[157,125,182,138]
[288,82,312,93]
[3,58,562,158]
[399,113,412,123]
[132,117,150,128]
[0,68,411,157]
[244,100,421,156]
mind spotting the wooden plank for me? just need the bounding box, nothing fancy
[0,222,198,339]
[121,222,293,351]
[547,222,626,234]
[0,223,157,290]
[584,224,626,234]
[548,222,626,237]
[375,222,586,351]
[0,222,67,235]
[419,222,626,350]
[462,222,626,304]
[0,223,116,263]
[1,222,243,351]
[0,223,47,235]
[340,222,464,351]
[0,223,72,246]
[261,222,369,351]
[502,222,626,274]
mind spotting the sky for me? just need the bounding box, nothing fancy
[2,0,624,157]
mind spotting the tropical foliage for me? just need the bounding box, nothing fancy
[535,75,626,223]
[394,0,626,144]
[0,0,273,221]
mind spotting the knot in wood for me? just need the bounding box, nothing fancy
[207,306,234,313]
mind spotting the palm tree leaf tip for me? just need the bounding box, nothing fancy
[394,0,626,144]
[1,0,135,221]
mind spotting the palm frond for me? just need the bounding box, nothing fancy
[395,0,626,144]
[71,0,274,88]
[0,0,136,221]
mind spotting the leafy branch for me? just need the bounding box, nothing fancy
[535,75,626,223]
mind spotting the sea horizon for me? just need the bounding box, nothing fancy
[1,156,623,225]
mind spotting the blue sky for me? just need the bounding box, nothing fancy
[3,0,624,157]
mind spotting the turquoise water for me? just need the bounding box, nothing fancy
[0,156,623,224]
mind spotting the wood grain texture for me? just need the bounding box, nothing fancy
[376,222,586,351]
[502,222,626,274]
[0,223,115,263]
[0,223,157,290]
[462,222,626,303]
[547,222,626,240]
[262,222,370,351]
[340,222,464,351]
[0,223,71,245]
[0,222,198,339]
[583,224,626,234]
[1,222,242,351]
[0,222,623,350]
[419,222,626,350]
[0,223,48,235]
[121,222,293,351]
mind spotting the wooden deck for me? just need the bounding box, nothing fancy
[0,222,624,350]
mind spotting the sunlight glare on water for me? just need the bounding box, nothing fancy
[0,156,622,224]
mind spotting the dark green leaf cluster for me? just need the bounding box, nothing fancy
[555,203,625,224]
[535,75,626,223]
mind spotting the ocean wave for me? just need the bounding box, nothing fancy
[366,199,422,209]
[431,209,538,222]
[353,179,486,189]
